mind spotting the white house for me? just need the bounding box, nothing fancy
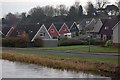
[112,21,120,47]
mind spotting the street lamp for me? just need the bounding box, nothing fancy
[88,35,90,52]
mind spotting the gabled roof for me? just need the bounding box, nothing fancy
[99,18,119,35]
[48,23,59,37]
[93,19,103,33]
[6,27,15,37]
[79,18,94,28]
[84,19,96,32]
[13,24,42,41]
[112,21,120,30]
[32,24,52,41]
[59,23,70,34]
[2,27,11,36]
[70,22,79,32]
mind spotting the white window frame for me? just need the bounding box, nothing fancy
[40,32,45,37]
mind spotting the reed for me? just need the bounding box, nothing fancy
[1,51,120,77]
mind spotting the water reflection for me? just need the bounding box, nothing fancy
[1,60,111,79]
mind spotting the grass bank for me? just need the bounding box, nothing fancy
[21,45,119,53]
[1,51,120,77]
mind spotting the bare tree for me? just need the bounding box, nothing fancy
[115,0,120,13]
[56,4,68,16]
[43,5,55,17]
[74,0,80,12]
[86,2,96,16]
[96,0,110,8]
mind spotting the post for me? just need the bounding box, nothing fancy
[88,35,90,52]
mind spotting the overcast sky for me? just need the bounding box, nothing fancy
[0,0,117,18]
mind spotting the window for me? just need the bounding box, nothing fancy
[86,21,90,24]
[40,32,45,37]
[53,37,57,39]
[51,29,54,33]
[105,26,108,30]
[64,28,67,31]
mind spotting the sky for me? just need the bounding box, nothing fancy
[0,0,117,18]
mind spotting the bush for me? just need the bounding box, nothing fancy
[94,40,106,46]
[85,38,106,46]
[58,37,107,46]
[2,37,15,47]
[34,38,44,47]
[105,40,113,47]
[2,37,28,48]
[14,37,28,48]
[58,38,87,46]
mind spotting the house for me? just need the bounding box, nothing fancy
[79,18,95,31]
[99,17,119,40]
[53,22,70,37]
[10,24,58,47]
[9,24,42,41]
[70,22,79,32]
[84,19,96,32]
[69,22,79,37]
[59,23,70,35]
[112,21,120,47]
[84,19,103,39]
[8,24,51,42]
[31,24,52,41]
[47,23,59,39]
[2,27,12,37]
[6,27,15,37]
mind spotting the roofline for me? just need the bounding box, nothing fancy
[85,18,96,27]
[80,18,94,23]
[59,22,70,33]
[6,27,14,37]
[43,24,52,39]
[31,24,52,42]
[70,22,79,31]
[48,23,59,35]
[112,21,120,30]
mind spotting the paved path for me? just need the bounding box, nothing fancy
[2,47,120,59]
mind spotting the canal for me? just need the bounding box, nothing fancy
[1,60,111,79]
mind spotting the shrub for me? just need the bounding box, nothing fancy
[2,37,28,48]
[34,38,44,47]
[105,40,113,47]
[94,40,106,46]
[2,37,15,47]
[58,38,87,46]
[14,37,28,48]
[85,38,106,46]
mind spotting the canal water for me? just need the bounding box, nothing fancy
[0,60,111,79]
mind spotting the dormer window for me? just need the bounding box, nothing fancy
[64,28,67,31]
[40,32,45,37]
[51,29,54,33]
[105,26,108,30]
[73,27,76,29]
[29,30,33,33]
[86,21,90,24]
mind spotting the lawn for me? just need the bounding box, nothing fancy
[37,45,119,53]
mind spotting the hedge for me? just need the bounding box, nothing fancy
[2,37,28,48]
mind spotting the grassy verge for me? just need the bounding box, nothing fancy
[1,50,120,77]
[7,51,118,65]
[19,45,119,53]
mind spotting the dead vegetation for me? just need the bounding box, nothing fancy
[1,51,120,77]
